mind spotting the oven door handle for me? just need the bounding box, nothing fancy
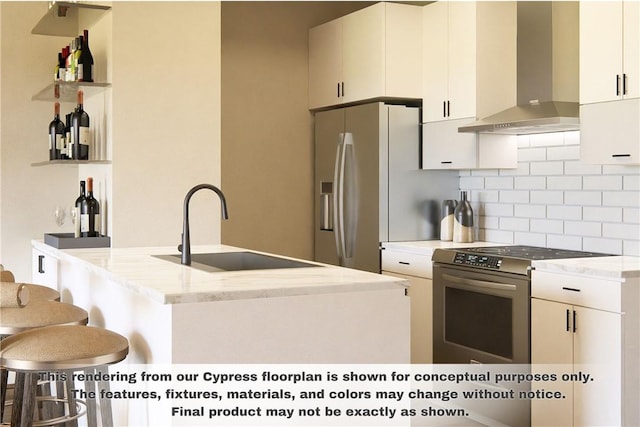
[442,273,517,292]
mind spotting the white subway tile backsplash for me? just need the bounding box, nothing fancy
[518,147,547,162]
[583,206,623,222]
[483,229,514,244]
[531,219,564,234]
[603,223,640,240]
[547,205,582,220]
[565,221,601,237]
[583,175,622,190]
[499,217,530,231]
[481,203,514,217]
[547,145,580,160]
[564,161,602,175]
[624,208,640,224]
[583,237,623,255]
[499,190,529,204]
[563,131,580,146]
[530,133,562,147]
[623,175,640,190]
[485,177,514,189]
[514,232,547,247]
[459,176,485,189]
[547,234,583,251]
[603,164,640,175]
[603,191,640,207]
[531,161,564,176]
[623,240,640,257]
[471,190,499,203]
[459,131,639,256]
[514,204,546,218]
[514,176,546,190]
[499,162,531,176]
[547,176,582,190]
[564,191,601,206]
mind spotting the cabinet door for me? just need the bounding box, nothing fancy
[309,18,342,110]
[580,99,640,164]
[382,271,432,364]
[531,298,574,427]
[447,1,476,120]
[623,0,640,99]
[422,118,478,169]
[341,3,385,104]
[573,306,622,427]
[422,1,449,123]
[580,2,623,104]
[32,248,58,290]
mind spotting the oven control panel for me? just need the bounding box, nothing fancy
[453,252,503,269]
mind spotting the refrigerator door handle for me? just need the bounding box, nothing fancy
[333,134,346,261]
[333,132,357,263]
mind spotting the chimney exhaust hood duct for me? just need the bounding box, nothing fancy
[459,2,580,135]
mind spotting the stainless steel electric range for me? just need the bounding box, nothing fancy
[431,245,612,364]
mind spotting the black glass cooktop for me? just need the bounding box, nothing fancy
[454,245,612,260]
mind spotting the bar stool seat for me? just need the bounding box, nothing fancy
[0,282,60,303]
[1,325,129,427]
[0,301,87,336]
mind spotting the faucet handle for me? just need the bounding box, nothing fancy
[177,244,183,253]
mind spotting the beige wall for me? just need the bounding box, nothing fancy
[110,2,222,248]
[220,1,372,260]
[0,2,221,279]
[0,2,78,281]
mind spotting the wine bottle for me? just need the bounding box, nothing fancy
[77,29,94,82]
[64,113,72,159]
[80,177,100,237]
[74,35,83,81]
[71,90,90,160]
[74,180,86,237]
[48,102,65,160]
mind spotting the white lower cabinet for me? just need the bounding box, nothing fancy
[531,270,638,427]
[381,249,432,363]
[31,247,58,290]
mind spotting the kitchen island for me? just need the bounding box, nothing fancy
[32,240,410,365]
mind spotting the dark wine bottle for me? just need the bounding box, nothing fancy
[80,177,100,237]
[74,180,86,237]
[78,29,94,82]
[63,112,71,159]
[71,90,90,160]
[48,102,64,160]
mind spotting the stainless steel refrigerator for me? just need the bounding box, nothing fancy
[314,102,459,273]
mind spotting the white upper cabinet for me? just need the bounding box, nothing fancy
[580,1,640,103]
[580,1,640,165]
[422,1,516,123]
[308,3,422,110]
[422,1,477,122]
[421,1,517,170]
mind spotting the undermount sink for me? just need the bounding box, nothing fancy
[154,251,320,273]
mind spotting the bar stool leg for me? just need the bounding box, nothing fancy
[1,368,7,421]
[12,372,38,427]
[84,368,97,427]
[64,376,79,427]
[95,366,113,427]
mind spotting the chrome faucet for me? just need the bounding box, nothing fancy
[180,184,229,265]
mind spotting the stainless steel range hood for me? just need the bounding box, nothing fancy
[459,2,579,135]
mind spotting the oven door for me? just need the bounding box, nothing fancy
[433,263,530,364]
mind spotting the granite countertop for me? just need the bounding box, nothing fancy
[533,256,640,280]
[33,240,407,304]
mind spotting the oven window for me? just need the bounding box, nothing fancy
[444,287,513,359]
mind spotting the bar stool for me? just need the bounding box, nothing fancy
[1,301,88,424]
[1,325,129,427]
